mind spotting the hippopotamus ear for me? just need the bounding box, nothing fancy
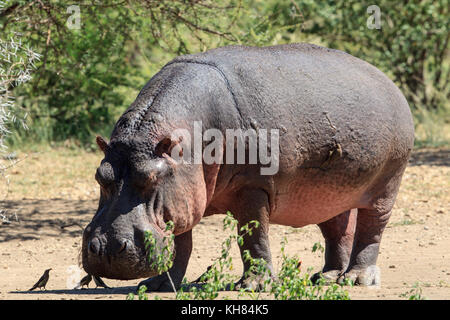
[155,137,183,162]
[96,136,109,153]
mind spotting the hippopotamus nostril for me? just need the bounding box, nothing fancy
[89,237,101,256]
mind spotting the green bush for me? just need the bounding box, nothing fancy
[2,1,447,147]
[0,1,283,146]
[270,238,350,300]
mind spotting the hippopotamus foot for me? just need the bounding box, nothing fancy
[137,273,176,292]
[313,185,396,287]
[137,230,192,292]
[311,270,342,284]
[338,265,380,286]
[234,269,275,292]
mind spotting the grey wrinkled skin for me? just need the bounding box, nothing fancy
[82,43,414,291]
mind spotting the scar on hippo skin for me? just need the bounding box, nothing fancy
[324,112,337,131]
[320,142,343,169]
[249,118,259,131]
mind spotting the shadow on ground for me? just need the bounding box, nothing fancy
[11,283,205,296]
[0,199,96,242]
[11,286,136,295]
[408,148,450,166]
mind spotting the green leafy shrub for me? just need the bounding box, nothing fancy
[270,238,350,300]
[400,282,427,300]
[176,212,261,300]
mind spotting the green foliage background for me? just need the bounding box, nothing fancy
[1,0,448,148]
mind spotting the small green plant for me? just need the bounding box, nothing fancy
[312,242,325,253]
[127,285,148,300]
[143,220,177,293]
[400,283,426,300]
[270,238,350,300]
[176,212,261,300]
[144,220,175,274]
[388,218,423,228]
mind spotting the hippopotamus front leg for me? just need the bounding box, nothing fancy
[230,188,274,290]
[137,230,192,292]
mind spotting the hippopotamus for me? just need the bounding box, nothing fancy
[82,43,414,291]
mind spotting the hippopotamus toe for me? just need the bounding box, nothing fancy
[311,270,343,284]
[338,265,381,286]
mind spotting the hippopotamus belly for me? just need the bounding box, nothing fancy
[270,180,365,227]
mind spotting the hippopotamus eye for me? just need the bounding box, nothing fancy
[95,165,115,188]
[95,171,110,188]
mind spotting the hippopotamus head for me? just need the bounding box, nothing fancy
[81,132,208,280]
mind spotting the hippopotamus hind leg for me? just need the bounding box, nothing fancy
[337,207,391,286]
[311,209,357,284]
[338,163,407,286]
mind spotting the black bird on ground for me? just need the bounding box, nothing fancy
[75,274,92,289]
[29,268,52,291]
[93,275,110,289]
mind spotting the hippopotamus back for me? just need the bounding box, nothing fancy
[165,44,414,226]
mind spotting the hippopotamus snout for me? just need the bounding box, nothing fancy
[82,217,164,280]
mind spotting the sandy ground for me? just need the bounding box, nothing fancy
[0,148,448,300]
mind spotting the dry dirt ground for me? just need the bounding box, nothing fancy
[0,147,448,300]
